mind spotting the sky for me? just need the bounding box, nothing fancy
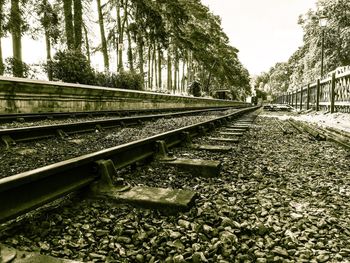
[2,0,317,77]
[201,0,317,75]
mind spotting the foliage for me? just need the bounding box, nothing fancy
[47,50,143,90]
[259,0,350,94]
[4,57,33,78]
[112,71,144,91]
[48,50,95,84]
[3,0,251,98]
[256,89,267,100]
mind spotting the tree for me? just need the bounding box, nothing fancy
[0,0,5,75]
[63,0,74,49]
[268,0,350,92]
[73,0,82,51]
[37,0,60,80]
[9,0,23,77]
[96,0,109,71]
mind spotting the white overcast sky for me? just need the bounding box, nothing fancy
[2,0,317,77]
[201,0,317,75]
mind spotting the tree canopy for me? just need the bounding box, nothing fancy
[0,0,251,99]
[255,0,350,96]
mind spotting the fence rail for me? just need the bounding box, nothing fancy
[274,66,350,113]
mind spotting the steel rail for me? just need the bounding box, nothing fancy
[0,106,259,223]
[0,106,239,123]
[0,107,234,143]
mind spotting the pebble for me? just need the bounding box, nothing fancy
[1,114,350,262]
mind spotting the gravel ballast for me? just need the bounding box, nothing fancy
[0,110,236,178]
[1,113,350,262]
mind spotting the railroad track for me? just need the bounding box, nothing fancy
[0,106,259,224]
[0,106,237,123]
[2,109,349,263]
[0,107,236,147]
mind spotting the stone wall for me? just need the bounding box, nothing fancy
[0,76,249,113]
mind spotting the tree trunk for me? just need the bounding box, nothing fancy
[115,31,119,70]
[45,32,52,80]
[0,0,4,75]
[147,44,151,90]
[154,44,157,90]
[11,0,23,77]
[73,0,82,52]
[116,0,128,72]
[83,24,90,64]
[42,0,52,80]
[158,46,162,90]
[173,49,178,93]
[0,38,3,75]
[63,0,74,50]
[167,49,172,92]
[126,21,133,71]
[137,36,144,79]
[116,0,122,72]
[187,50,192,86]
[182,60,185,93]
[97,0,109,71]
[151,44,155,90]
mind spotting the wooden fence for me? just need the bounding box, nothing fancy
[274,66,350,113]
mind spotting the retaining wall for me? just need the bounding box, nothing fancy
[0,77,249,113]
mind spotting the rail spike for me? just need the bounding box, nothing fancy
[181,132,193,147]
[154,140,177,161]
[89,159,130,195]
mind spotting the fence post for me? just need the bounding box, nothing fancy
[306,84,310,110]
[316,79,320,111]
[288,92,290,105]
[330,72,336,113]
[300,87,303,111]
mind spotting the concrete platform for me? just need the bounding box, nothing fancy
[192,144,232,152]
[163,158,221,177]
[113,186,197,210]
[219,132,244,136]
[0,244,81,263]
[208,137,240,143]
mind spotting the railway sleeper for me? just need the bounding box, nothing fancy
[180,132,232,152]
[154,140,222,177]
[88,159,197,212]
[0,243,80,263]
[162,158,221,178]
[191,144,233,153]
[219,131,244,136]
[226,124,249,130]
[208,137,240,143]
[224,127,247,132]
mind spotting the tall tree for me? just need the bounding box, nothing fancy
[97,0,109,71]
[63,0,74,49]
[38,0,60,80]
[10,0,23,77]
[0,0,4,75]
[73,0,82,51]
[83,24,90,63]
